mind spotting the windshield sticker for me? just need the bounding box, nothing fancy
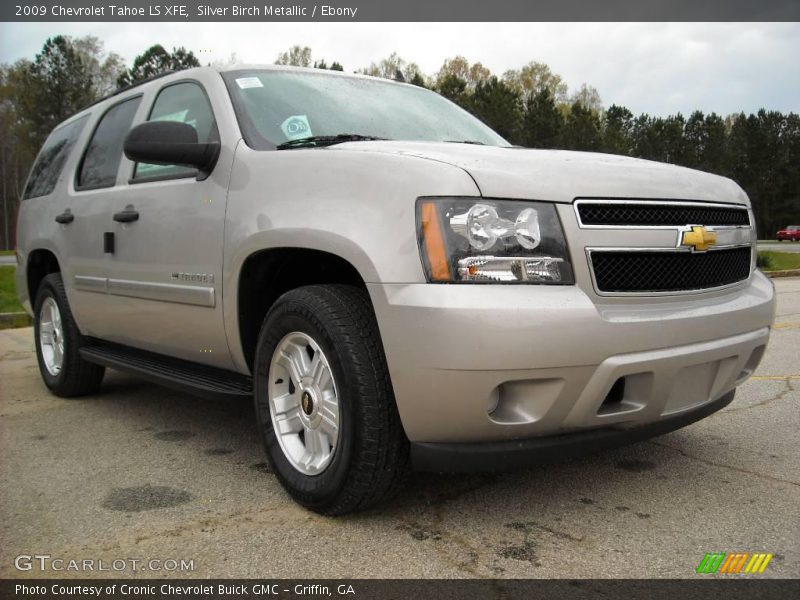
[236,77,263,89]
[281,115,312,140]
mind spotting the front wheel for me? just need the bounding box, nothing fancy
[33,273,105,397]
[253,285,408,515]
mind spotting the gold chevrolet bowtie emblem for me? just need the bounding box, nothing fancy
[681,226,717,252]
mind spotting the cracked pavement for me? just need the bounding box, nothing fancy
[1,278,798,579]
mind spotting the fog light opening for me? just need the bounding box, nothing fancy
[487,387,500,415]
[598,378,626,415]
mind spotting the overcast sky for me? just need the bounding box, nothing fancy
[1,22,798,117]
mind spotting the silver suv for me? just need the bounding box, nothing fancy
[15,65,776,514]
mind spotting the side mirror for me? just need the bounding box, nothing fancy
[123,121,220,179]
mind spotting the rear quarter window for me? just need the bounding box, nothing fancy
[22,115,89,200]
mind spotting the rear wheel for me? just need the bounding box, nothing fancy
[33,273,105,397]
[253,285,408,515]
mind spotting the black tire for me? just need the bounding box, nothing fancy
[254,284,408,515]
[33,272,105,397]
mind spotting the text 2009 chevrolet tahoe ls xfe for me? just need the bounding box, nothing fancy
[15,65,776,514]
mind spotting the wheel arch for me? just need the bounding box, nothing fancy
[26,248,62,307]
[235,247,372,371]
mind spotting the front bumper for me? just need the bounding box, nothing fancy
[411,389,736,472]
[368,271,775,446]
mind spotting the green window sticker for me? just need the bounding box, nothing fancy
[281,115,312,141]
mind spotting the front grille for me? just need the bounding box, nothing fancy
[591,247,752,293]
[578,203,750,227]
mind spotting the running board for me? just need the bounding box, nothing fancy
[79,340,253,401]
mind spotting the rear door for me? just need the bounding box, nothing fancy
[67,96,144,334]
[100,77,235,370]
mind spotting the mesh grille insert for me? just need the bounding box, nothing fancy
[578,203,750,227]
[591,247,752,293]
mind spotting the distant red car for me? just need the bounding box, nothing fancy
[777,225,800,241]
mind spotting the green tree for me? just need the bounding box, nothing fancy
[0,63,36,248]
[726,110,790,237]
[776,112,800,235]
[468,77,523,143]
[684,110,707,168]
[684,111,727,173]
[117,44,200,88]
[630,114,662,160]
[14,36,94,150]
[437,74,469,109]
[521,88,564,148]
[602,104,634,155]
[409,72,427,88]
[659,114,688,164]
[313,59,345,72]
[562,102,602,151]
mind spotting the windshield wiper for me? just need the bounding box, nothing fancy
[444,140,486,145]
[276,134,388,150]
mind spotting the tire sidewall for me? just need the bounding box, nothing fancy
[254,303,355,508]
[33,275,71,391]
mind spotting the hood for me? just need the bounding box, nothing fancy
[331,141,749,206]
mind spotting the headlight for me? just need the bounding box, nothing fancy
[417,198,574,284]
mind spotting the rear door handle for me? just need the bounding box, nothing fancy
[55,210,74,224]
[113,206,139,223]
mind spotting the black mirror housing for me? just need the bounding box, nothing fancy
[123,121,220,177]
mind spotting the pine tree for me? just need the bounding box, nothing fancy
[521,88,564,148]
[562,102,601,151]
[468,77,523,143]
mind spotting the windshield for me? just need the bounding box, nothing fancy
[222,69,509,150]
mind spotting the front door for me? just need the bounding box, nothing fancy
[100,79,234,370]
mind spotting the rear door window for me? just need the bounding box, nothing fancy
[22,115,88,200]
[133,81,218,181]
[77,96,142,190]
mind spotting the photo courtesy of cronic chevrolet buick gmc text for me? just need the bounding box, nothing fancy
[15,65,776,515]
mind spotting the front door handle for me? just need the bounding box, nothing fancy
[55,210,74,224]
[113,206,139,223]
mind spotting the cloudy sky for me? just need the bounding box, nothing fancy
[1,21,798,116]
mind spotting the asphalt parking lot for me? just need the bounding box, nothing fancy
[1,279,798,579]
